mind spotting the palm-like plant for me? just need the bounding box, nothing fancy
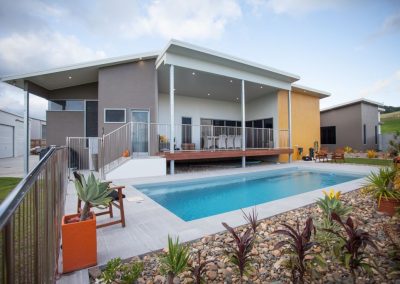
[160,235,190,284]
[363,166,399,206]
[74,172,113,221]
[241,207,259,235]
[316,189,352,220]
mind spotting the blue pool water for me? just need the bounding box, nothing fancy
[135,168,362,221]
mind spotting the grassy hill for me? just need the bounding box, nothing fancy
[381,111,400,134]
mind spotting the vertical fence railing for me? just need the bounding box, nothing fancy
[0,146,68,284]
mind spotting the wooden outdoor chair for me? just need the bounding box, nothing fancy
[332,148,345,163]
[315,147,329,162]
[73,171,126,229]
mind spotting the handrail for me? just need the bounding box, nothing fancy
[0,146,58,229]
[103,121,133,138]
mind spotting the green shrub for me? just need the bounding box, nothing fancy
[160,236,190,284]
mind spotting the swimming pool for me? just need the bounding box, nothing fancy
[135,168,363,221]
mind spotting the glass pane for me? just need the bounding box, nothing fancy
[49,100,84,111]
[106,109,125,122]
[86,101,98,137]
[66,101,84,110]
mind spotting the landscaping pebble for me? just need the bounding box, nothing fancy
[91,189,399,283]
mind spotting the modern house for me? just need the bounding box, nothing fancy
[320,98,384,152]
[0,109,46,158]
[1,40,329,177]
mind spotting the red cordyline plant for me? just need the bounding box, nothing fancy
[273,217,324,284]
[242,207,259,235]
[327,213,378,283]
[222,222,254,282]
[189,250,211,284]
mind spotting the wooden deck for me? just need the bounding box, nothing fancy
[157,148,293,161]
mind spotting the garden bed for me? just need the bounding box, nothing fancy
[89,189,399,283]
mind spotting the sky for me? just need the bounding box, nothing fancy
[0,0,399,120]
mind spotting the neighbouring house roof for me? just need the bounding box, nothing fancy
[292,84,331,99]
[320,98,385,113]
[0,109,46,122]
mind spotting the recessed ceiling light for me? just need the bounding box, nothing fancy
[260,86,263,89]
[230,79,233,83]
[192,72,196,75]
[207,93,211,96]
[68,76,72,79]
[236,97,239,100]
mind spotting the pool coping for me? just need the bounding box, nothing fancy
[127,163,372,239]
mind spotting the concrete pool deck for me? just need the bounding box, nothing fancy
[58,161,378,283]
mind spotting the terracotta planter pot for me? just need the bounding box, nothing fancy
[122,150,130,157]
[62,212,97,273]
[377,197,400,216]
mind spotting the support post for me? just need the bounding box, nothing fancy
[288,89,292,163]
[23,81,30,175]
[169,65,175,175]
[241,80,246,168]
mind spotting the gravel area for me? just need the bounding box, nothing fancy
[90,189,399,283]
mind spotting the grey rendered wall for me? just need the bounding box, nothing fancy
[49,83,98,100]
[98,59,158,154]
[320,104,362,151]
[46,83,98,146]
[46,112,84,146]
[361,103,379,151]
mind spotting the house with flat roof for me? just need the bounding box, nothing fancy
[1,40,329,177]
[320,98,384,152]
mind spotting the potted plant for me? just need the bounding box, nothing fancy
[62,173,112,273]
[364,166,400,216]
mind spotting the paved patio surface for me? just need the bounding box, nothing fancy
[58,161,378,283]
[0,155,40,177]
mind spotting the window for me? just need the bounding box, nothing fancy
[41,125,47,140]
[182,117,192,143]
[86,101,98,137]
[49,100,84,111]
[321,126,336,144]
[375,125,378,144]
[363,124,366,144]
[104,109,126,123]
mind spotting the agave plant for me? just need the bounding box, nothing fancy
[189,250,211,284]
[160,235,190,284]
[74,172,113,221]
[273,217,325,284]
[363,166,399,206]
[241,207,259,235]
[316,189,352,221]
[222,222,254,281]
[327,213,378,283]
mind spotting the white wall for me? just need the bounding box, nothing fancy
[245,93,278,129]
[159,94,241,149]
[30,119,46,140]
[0,111,24,157]
[158,93,278,150]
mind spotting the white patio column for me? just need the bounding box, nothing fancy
[23,81,30,175]
[288,89,292,163]
[169,65,175,175]
[241,80,246,168]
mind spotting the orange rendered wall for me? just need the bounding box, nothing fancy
[278,90,321,162]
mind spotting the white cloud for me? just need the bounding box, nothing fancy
[130,0,242,40]
[247,0,343,16]
[367,11,400,42]
[0,32,106,75]
[359,70,400,106]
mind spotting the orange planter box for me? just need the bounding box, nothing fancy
[62,212,97,273]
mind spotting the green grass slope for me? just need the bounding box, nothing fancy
[0,177,22,202]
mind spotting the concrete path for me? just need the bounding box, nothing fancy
[0,155,40,177]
